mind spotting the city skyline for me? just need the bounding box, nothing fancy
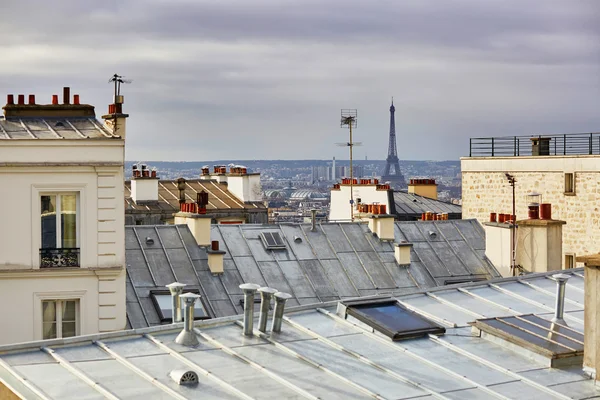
[1,0,598,161]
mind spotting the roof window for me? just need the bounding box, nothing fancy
[150,290,209,323]
[343,299,445,340]
[260,231,286,250]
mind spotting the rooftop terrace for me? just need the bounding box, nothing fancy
[469,132,600,157]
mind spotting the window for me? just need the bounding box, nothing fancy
[150,290,209,323]
[40,193,79,267]
[564,173,575,194]
[565,254,575,269]
[344,299,445,340]
[260,231,286,250]
[42,299,79,339]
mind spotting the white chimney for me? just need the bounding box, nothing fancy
[516,215,566,273]
[174,212,212,247]
[483,220,515,278]
[131,164,159,204]
[226,166,262,203]
[207,240,225,275]
[369,214,395,241]
[395,243,412,265]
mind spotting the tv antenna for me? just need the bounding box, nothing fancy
[338,109,361,222]
[108,74,133,98]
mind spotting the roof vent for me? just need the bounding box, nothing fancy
[428,231,437,238]
[145,237,154,245]
[293,235,302,243]
[169,369,199,386]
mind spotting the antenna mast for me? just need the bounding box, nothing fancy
[339,109,359,222]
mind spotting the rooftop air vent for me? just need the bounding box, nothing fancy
[339,298,445,341]
[293,235,302,243]
[260,231,286,250]
[145,237,154,245]
[169,369,199,386]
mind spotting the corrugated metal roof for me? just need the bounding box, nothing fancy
[125,219,499,329]
[392,191,462,219]
[0,269,592,400]
[0,118,117,139]
[124,179,266,212]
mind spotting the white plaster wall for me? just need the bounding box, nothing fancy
[131,178,158,202]
[329,185,389,221]
[0,140,124,164]
[462,156,600,266]
[484,224,514,277]
[227,174,262,202]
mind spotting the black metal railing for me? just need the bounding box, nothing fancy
[469,133,600,157]
[40,248,80,268]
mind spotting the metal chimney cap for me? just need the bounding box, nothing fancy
[179,292,200,305]
[258,287,278,295]
[166,282,187,293]
[274,292,293,301]
[551,273,571,282]
[239,283,261,292]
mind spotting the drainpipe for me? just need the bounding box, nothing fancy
[239,283,260,336]
[310,209,317,231]
[271,292,292,333]
[257,287,278,333]
[175,293,200,346]
[166,282,186,323]
[551,273,570,325]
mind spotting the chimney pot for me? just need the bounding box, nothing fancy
[271,292,292,333]
[174,292,201,347]
[17,94,25,105]
[6,94,14,105]
[52,95,59,105]
[239,283,261,336]
[28,94,35,105]
[551,273,570,325]
[257,287,278,333]
[73,94,80,105]
[166,282,187,323]
[540,203,552,220]
[211,240,219,251]
[63,87,70,105]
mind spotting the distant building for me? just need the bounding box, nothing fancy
[0,87,127,345]
[125,164,268,225]
[462,133,600,269]
[311,165,331,183]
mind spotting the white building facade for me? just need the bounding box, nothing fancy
[0,88,127,344]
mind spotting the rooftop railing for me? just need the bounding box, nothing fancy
[469,133,600,157]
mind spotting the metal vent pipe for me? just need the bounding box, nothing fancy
[271,292,292,333]
[258,287,278,333]
[166,282,186,323]
[239,283,260,336]
[551,273,570,325]
[175,293,200,346]
[310,209,317,231]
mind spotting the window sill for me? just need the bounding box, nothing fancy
[564,192,576,196]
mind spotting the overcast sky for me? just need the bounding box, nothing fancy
[1,0,598,161]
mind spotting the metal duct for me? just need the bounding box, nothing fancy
[166,282,186,323]
[239,283,260,336]
[311,209,317,231]
[271,292,292,333]
[175,293,200,346]
[257,287,278,333]
[551,273,570,326]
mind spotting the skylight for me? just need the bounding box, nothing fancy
[150,290,209,323]
[260,231,286,250]
[344,299,445,340]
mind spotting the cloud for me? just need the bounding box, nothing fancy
[0,0,598,161]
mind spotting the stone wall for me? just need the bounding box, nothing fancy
[462,156,600,267]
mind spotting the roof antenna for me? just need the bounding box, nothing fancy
[108,74,133,98]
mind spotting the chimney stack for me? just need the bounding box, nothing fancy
[174,212,212,247]
[257,287,277,333]
[17,94,24,105]
[394,242,412,265]
[130,164,159,204]
[166,282,186,323]
[239,283,260,336]
[175,293,201,346]
[516,210,566,273]
[578,254,600,380]
[63,87,70,104]
[207,240,226,275]
[310,209,317,231]
[271,292,292,333]
[408,178,438,200]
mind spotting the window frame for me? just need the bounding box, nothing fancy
[344,298,446,341]
[564,173,575,195]
[35,291,85,340]
[564,253,576,269]
[42,299,80,340]
[40,192,80,249]
[150,289,210,323]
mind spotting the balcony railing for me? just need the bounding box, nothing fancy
[469,133,600,157]
[40,248,80,268]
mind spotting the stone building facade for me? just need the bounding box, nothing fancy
[461,155,600,268]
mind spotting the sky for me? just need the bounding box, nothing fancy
[1,0,598,161]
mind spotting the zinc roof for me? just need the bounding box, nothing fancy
[391,191,462,220]
[125,219,499,329]
[0,118,117,139]
[0,269,593,400]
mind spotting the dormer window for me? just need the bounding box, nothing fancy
[40,193,79,268]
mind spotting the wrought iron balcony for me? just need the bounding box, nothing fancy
[469,132,600,157]
[40,248,80,268]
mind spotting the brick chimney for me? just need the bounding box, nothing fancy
[2,87,95,118]
[101,94,129,139]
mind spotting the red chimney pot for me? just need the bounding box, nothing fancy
[52,95,59,105]
[17,94,25,105]
[28,95,35,105]
[6,94,14,105]
[73,94,80,105]
[63,87,70,105]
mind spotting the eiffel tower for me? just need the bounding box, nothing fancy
[381,99,406,188]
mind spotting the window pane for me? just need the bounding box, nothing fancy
[61,195,77,248]
[42,301,56,323]
[41,195,57,248]
[62,322,76,338]
[43,322,57,339]
[62,300,76,321]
